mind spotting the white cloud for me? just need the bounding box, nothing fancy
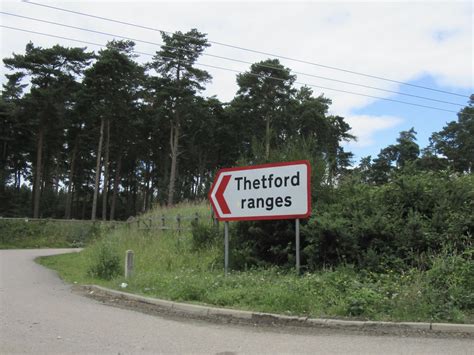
[344,115,404,147]
[0,0,471,151]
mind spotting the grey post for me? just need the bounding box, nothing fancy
[295,218,300,274]
[224,221,229,276]
[125,250,134,279]
[161,214,165,229]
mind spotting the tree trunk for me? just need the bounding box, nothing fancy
[14,169,19,191]
[33,123,44,218]
[91,117,104,221]
[102,118,111,221]
[110,155,121,220]
[149,161,156,209]
[71,183,76,219]
[0,141,7,194]
[265,114,271,160]
[53,161,60,196]
[132,173,138,215]
[167,64,182,207]
[65,140,78,219]
[197,152,206,197]
[162,151,169,203]
[167,117,180,207]
[81,194,87,220]
[143,160,151,212]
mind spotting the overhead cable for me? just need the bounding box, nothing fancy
[2,24,471,118]
[21,0,470,99]
[0,11,466,108]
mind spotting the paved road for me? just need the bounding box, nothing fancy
[0,249,472,354]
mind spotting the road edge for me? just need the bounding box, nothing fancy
[79,284,474,336]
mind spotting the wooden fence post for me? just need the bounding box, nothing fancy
[211,209,219,228]
[176,214,181,235]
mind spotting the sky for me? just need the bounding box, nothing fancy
[1,0,473,163]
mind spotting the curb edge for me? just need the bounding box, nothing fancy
[80,284,473,335]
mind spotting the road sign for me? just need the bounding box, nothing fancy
[209,160,311,221]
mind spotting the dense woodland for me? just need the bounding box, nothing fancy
[1,29,473,226]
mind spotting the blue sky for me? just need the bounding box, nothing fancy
[346,75,472,162]
[1,0,472,166]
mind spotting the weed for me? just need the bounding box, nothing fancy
[87,241,121,280]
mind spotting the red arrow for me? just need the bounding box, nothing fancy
[216,175,231,214]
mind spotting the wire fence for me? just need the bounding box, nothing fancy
[127,212,217,233]
[0,216,125,225]
[0,212,216,234]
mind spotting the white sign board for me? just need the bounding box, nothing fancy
[209,160,311,221]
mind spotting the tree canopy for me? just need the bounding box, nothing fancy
[1,37,472,222]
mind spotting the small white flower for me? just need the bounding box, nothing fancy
[120,282,128,288]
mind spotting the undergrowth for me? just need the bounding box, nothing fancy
[38,215,474,323]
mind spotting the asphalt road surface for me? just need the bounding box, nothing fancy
[1,249,472,354]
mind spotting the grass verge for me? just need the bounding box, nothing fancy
[37,218,473,324]
[0,219,112,249]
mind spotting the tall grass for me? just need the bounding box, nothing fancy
[38,202,473,323]
[0,218,111,248]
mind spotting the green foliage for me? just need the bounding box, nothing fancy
[347,286,384,317]
[229,169,473,272]
[430,95,474,173]
[87,240,121,280]
[33,202,472,323]
[424,249,474,320]
[43,243,473,322]
[0,218,103,248]
[304,170,473,270]
[191,220,220,250]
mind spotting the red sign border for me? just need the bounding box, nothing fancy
[209,160,311,222]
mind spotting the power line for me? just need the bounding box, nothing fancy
[21,0,470,99]
[0,11,466,108]
[2,24,471,118]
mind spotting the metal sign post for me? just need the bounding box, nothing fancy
[295,218,300,274]
[224,221,229,276]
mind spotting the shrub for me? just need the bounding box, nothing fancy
[347,287,383,317]
[191,221,220,250]
[303,171,474,271]
[0,219,103,248]
[87,241,121,280]
[423,248,474,320]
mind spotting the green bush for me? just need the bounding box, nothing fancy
[87,241,121,280]
[191,220,220,250]
[302,171,474,271]
[423,249,474,320]
[0,219,103,248]
[347,287,384,317]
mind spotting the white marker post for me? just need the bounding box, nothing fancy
[209,161,311,274]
